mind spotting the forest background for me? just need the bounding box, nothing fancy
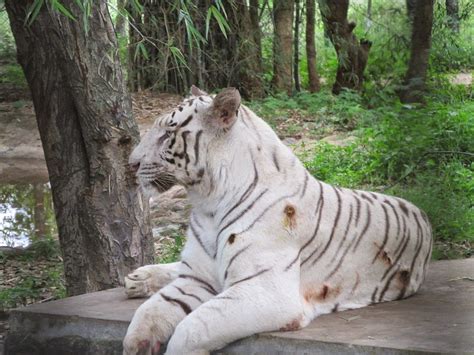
[0,0,472,310]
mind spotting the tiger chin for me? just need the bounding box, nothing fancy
[124,86,432,355]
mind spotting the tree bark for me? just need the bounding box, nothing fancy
[294,0,301,92]
[6,0,154,296]
[249,0,263,70]
[318,0,372,94]
[399,0,434,103]
[272,0,295,95]
[446,0,460,33]
[306,0,320,93]
[115,0,128,39]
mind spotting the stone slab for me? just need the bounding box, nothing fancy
[5,259,474,354]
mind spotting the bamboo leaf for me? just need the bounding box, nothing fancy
[25,0,45,25]
[210,5,230,38]
[135,42,149,60]
[51,0,76,21]
[170,46,190,70]
[205,8,212,39]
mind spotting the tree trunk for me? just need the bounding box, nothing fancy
[306,0,320,93]
[33,183,46,240]
[399,0,434,103]
[115,0,128,39]
[6,0,154,296]
[366,0,372,30]
[406,0,416,22]
[249,0,262,70]
[318,0,372,94]
[234,0,265,99]
[294,0,301,92]
[446,0,460,33]
[272,0,295,95]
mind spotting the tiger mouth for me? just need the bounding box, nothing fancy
[140,174,177,193]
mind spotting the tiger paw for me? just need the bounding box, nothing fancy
[125,264,179,298]
[125,268,156,298]
[123,333,161,355]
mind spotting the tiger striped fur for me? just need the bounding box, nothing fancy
[123,86,432,355]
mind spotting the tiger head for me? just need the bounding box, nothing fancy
[129,86,241,194]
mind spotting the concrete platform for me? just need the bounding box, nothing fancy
[5,259,474,354]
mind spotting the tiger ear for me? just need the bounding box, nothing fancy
[190,85,208,97]
[210,87,241,128]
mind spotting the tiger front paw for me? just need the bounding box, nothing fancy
[123,332,161,355]
[125,264,179,298]
[125,268,157,298]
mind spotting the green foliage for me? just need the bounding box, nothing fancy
[430,1,474,72]
[155,233,186,264]
[0,64,27,87]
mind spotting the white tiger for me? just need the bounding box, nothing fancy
[123,86,432,355]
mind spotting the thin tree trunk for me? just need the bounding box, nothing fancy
[6,0,154,296]
[294,0,301,92]
[399,0,434,103]
[33,183,46,240]
[406,0,416,22]
[366,0,372,30]
[272,0,295,95]
[115,0,128,39]
[249,0,262,70]
[234,0,264,98]
[446,0,460,33]
[306,0,320,92]
[318,0,372,94]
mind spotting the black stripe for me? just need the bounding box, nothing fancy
[272,150,280,172]
[193,130,203,165]
[189,218,212,258]
[237,186,301,237]
[309,186,342,266]
[229,268,271,287]
[181,260,193,270]
[219,160,259,225]
[287,182,325,269]
[371,287,378,303]
[300,172,309,199]
[360,193,374,205]
[179,115,193,128]
[224,245,251,280]
[381,230,410,280]
[399,212,424,299]
[371,204,390,264]
[384,199,401,240]
[378,266,400,302]
[394,215,408,256]
[354,195,361,226]
[324,231,358,281]
[330,203,354,264]
[181,131,191,176]
[173,286,203,303]
[160,293,192,314]
[352,203,372,251]
[397,199,410,216]
[297,181,325,267]
[215,188,269,257]
[178,274,217,295]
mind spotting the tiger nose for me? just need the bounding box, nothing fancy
[129,162,140,173]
